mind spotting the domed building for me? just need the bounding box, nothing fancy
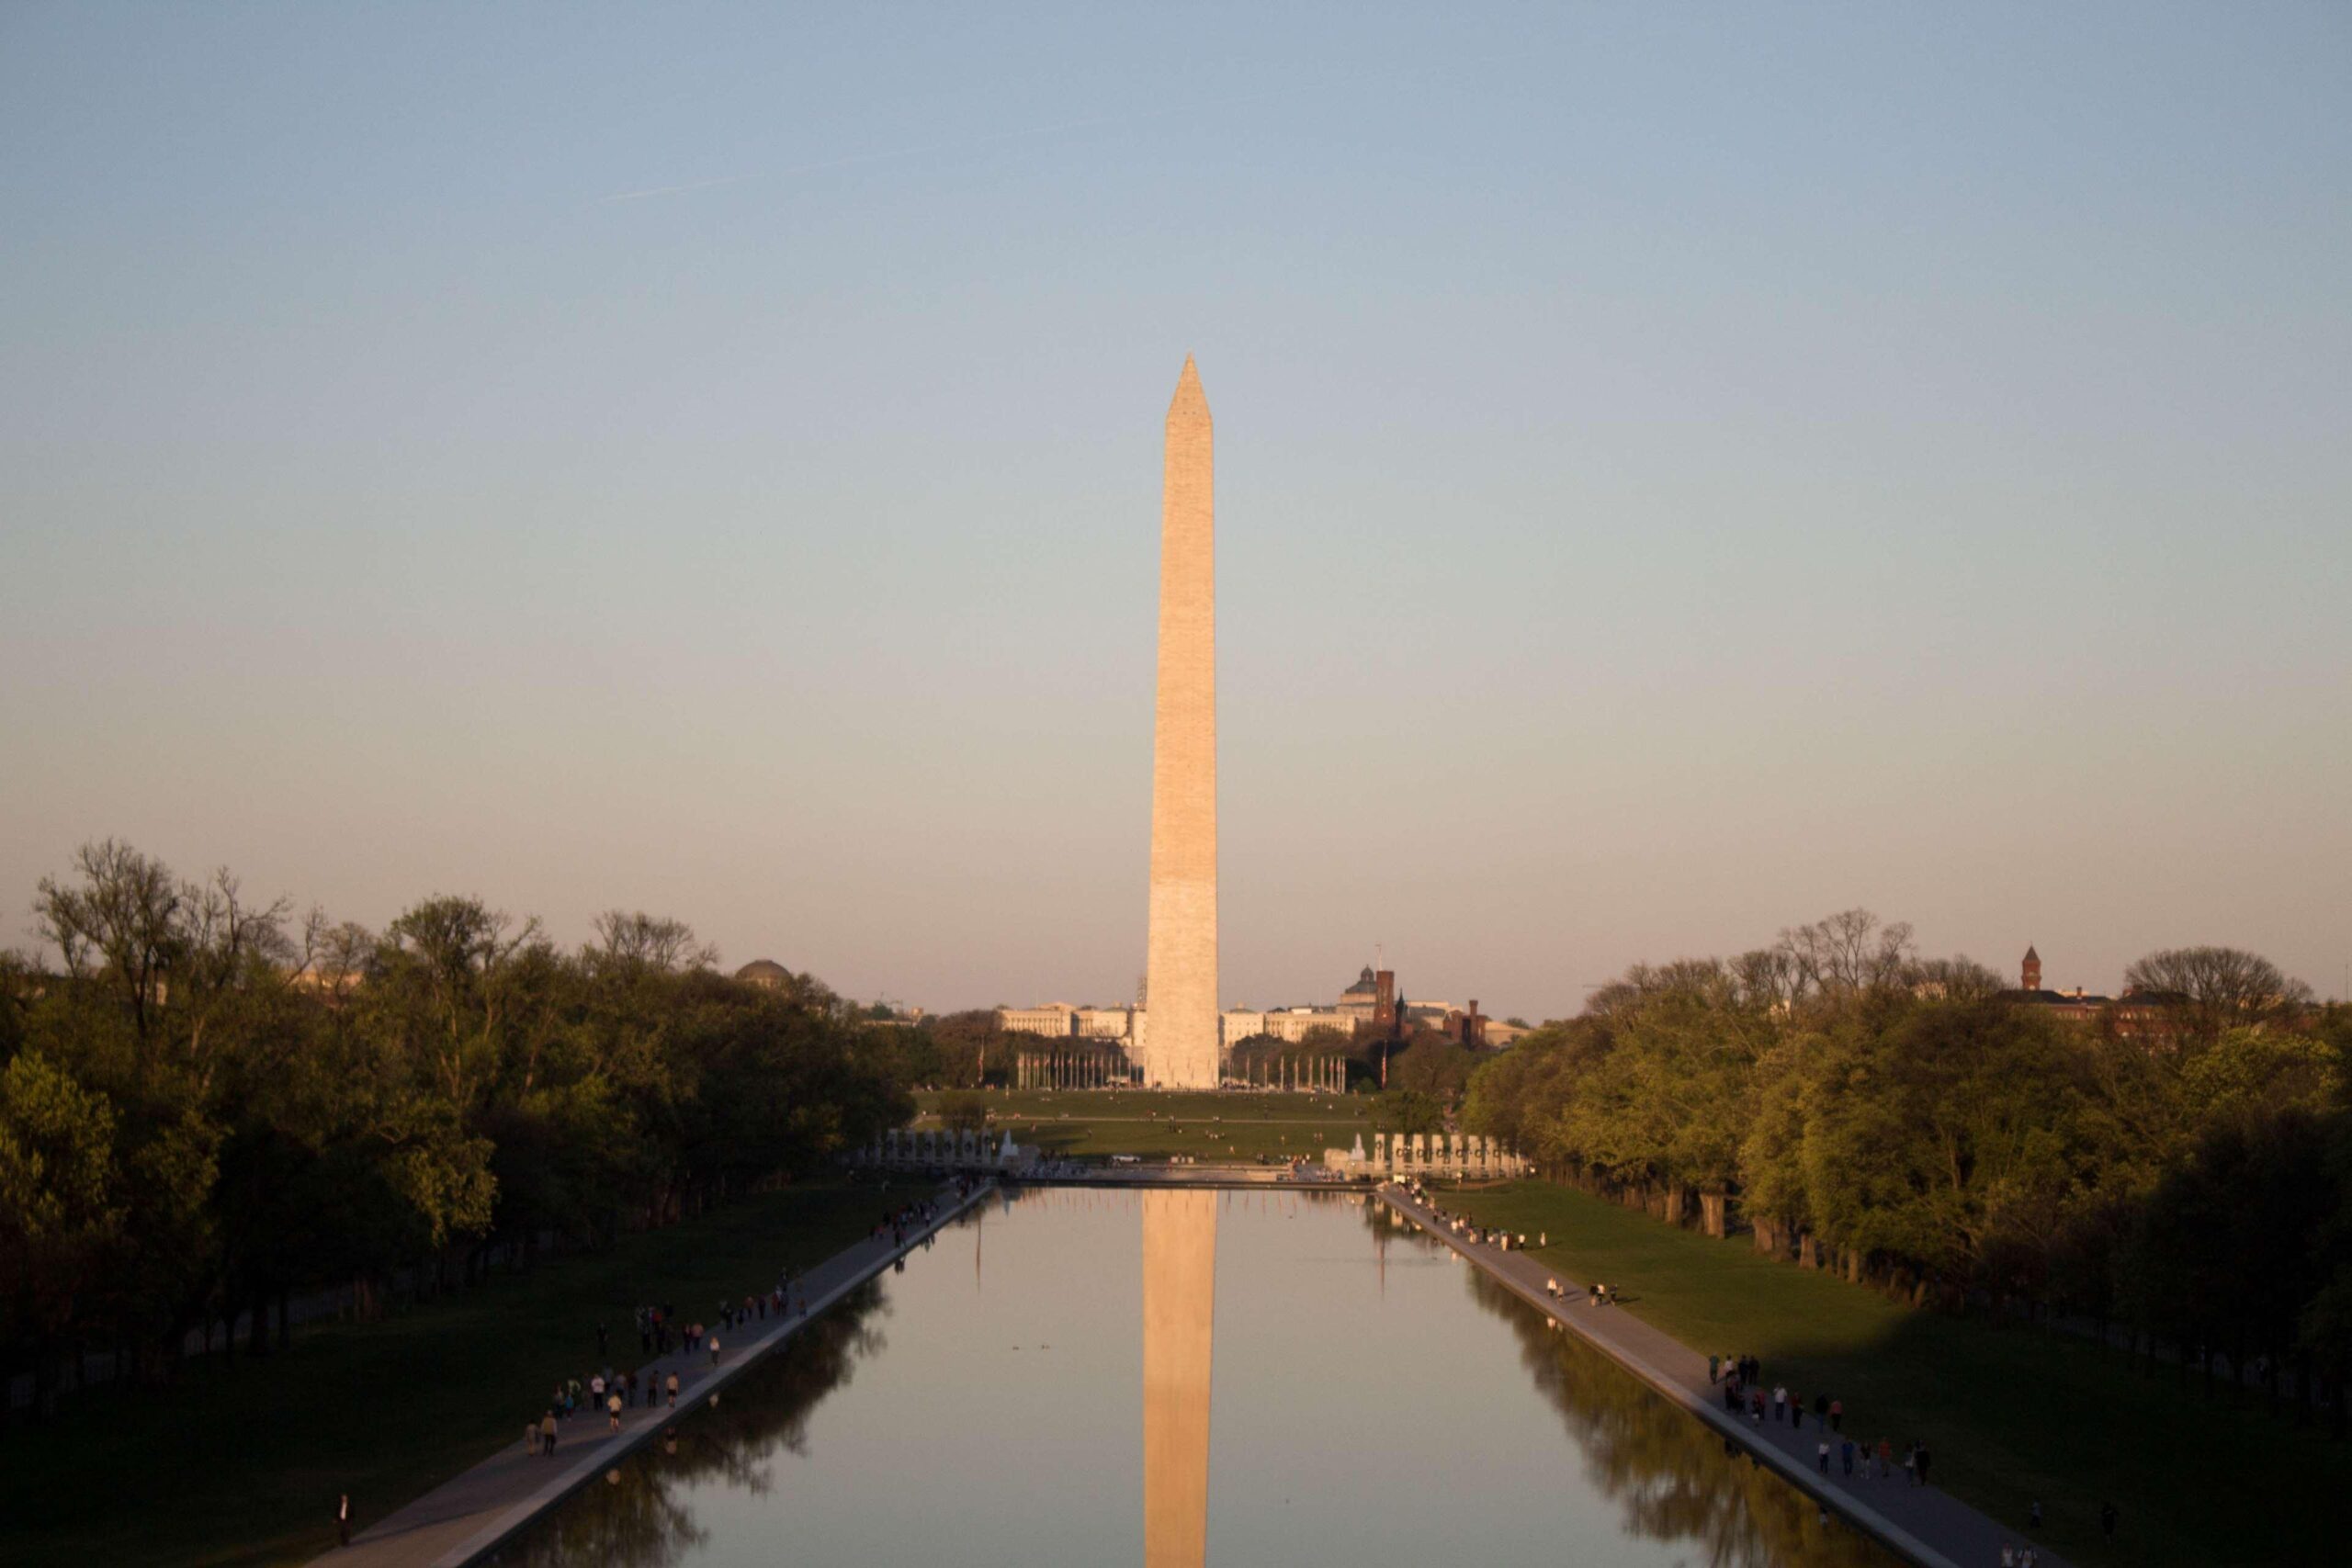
[1335,964,1397,1032]
[733,958,793,991]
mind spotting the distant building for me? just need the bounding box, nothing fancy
[284,964,362,1001]
[1999,944,2112,1022]
[995,954,1518,1069]
[1076,1006,1136,1041]
[999,1003,1080,1039]
[1222,1007,1351,1046]
[734,959,793,990]
[1402,1001,1458,1032]
[1336,967,1383,1023]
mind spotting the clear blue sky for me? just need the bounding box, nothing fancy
[4,3,2346,1018]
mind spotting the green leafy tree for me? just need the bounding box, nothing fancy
[1374,1089,1445,1136]
[0,1053,125,1409]
[2123,944,2314,1047]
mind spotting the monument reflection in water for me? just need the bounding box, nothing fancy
[505,1189,1896,1567]
[1142,1190,1215,1568]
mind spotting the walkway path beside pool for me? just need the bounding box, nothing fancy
[1381,1185,2072,1568]
[311,1179,991,1568]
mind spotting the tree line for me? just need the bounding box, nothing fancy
[1461,908,2352,1431]
[0,840,911,1417]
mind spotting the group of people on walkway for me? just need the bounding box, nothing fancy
[526,1257,840,1467]
[1406,1190,1549,1259]
[1707,1353,1942,1491]
[628,1285,808,1361]
[874,1175,977,1235]
[534,1359,688,1458]
[528,1183,982,1463]
[874,1193,946,1248]
[1544,1276,1616,1305]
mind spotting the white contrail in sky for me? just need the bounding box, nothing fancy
[594,103,1199,206]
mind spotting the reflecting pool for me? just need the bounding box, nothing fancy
[499,1188,1898,1567]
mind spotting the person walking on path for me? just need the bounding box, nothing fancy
[607,1391,623,1433]
[525,1420,537,1457]
[1876,1438,1893,1481]
[1915,1442,1932,1487]
[541,1412,558,1457]
[708,1333,721,1367]
[1829,1397,1843,1433]
[1709,1353,1720,1383]
[337,1494,351,1548]
[1840,1438,1855,1477]
[1772,1385,1788,1424]
[666,1372,680,1409]
[1816,1440,1830,1474]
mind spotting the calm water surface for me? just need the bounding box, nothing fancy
[502,1189,1897,1567]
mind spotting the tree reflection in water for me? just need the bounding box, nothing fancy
[500,1280,888,1568]
[1440,1235,1897,1567]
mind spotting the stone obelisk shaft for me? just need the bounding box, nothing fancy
[1145,356,1218,1089]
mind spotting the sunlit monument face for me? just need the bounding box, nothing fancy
[1142,357,1220,1089]
[1141,1188,1216,1567]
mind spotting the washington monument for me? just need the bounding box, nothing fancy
[1142,356,1219,1089]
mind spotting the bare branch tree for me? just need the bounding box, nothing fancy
[588,910,718,974]
[1776,908,1915,997]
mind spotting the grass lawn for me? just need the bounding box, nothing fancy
[0,1181,892,1568]
[1433,1180,2347,1568]
[913,1089,1374,1161]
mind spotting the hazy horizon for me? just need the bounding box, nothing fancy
[5,4,2346,1018]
